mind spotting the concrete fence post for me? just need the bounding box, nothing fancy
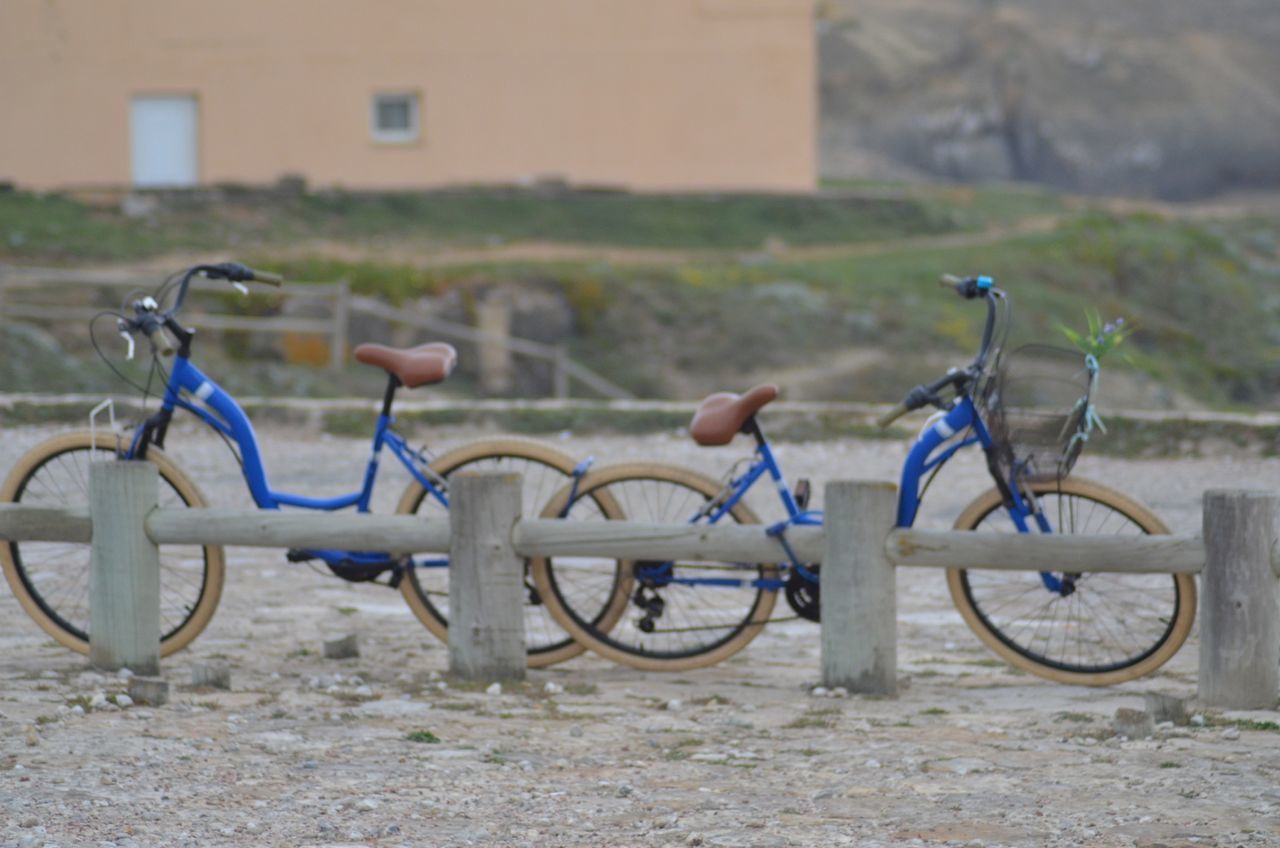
[448,471,526,682]
[821,480,898,696]
[1199,490,1280,709]
[89,460,161,676]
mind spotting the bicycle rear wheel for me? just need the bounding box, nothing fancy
[530,462,777,671]
[0,430,225,657]
[396,438,623,668]
[946,476,1196,685]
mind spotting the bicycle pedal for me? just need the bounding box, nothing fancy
[385,558,407,589]
[793,478,811,510]
[286,548,317,563]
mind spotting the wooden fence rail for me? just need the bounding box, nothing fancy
[0,473,1275,708]
[0,265,633,399]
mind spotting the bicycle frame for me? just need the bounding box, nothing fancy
[662,391,1056,594]
[641,437,820,592]
[130,352,449,567]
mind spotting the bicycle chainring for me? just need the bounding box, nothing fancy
[326,558,400,584]
[784,565,821,622]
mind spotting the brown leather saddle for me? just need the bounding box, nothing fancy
[688,384,779,446]
[352,342,458,388]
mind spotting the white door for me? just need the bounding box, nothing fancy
[130,96,198,187]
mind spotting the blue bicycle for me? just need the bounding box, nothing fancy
[0,262,622,666]
[532,275,1195,683]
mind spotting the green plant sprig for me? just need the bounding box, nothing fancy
[1058,310,1134,360]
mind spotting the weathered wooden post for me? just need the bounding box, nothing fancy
[448,471,525,681]
[89,461,161,676]
[1199,490,1280,709]
[821,480,898,696]
[329,278,350,371]
[476,290,513,395]
[552,343,570,399]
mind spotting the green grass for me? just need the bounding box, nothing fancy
[291,188,956,249]
[0,186,956,262]
[1204,716,1280,733]
[784,706,841,730]
[406,730,441,744]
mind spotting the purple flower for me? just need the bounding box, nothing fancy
[1103,323,1115,335]
[1115,318,1125,327]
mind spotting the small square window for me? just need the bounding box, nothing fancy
[371,93,420,143]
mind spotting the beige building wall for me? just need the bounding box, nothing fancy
[0,0,815,192]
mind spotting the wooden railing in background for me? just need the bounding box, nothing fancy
[0,265,632,399]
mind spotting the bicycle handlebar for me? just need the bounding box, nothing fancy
[877,369,969,428]
[116,262,285,360]
[876,401,910,428]
[146,321,176,357]
[879,274,1004,426]
[939,273,993,300]
[251,269,284,286]
[195,261,285,288]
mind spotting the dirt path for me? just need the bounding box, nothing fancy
[133,216,1069,275]
[1,426,1278,847]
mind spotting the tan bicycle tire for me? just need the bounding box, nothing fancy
[531,461,776,672]
[0,430,225,658]
[946,476,1196,686]
[395,437,618,668]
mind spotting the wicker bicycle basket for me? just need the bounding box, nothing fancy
[982,344,1098,483]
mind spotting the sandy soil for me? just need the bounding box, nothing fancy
[2,424,1279,848]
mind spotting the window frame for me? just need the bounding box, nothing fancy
[370,91,421,145]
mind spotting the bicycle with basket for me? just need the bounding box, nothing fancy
[530,274,1196,684]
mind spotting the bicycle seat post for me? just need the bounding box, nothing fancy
[380,374,401,418]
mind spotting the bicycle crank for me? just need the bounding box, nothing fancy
[784,565,821,622]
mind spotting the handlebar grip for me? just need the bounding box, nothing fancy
[876,402,910,429]
[151,328,176,357]
[251,270,284,287]
[939,274,964,289]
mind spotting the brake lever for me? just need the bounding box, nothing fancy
[116,322,136,360]
[232,282,249,295]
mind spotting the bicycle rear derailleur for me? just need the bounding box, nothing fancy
[632,572,667,633]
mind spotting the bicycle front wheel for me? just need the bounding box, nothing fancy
[396,438,621,668]
[530,462,778,672]
[0,430,226,657]
[946,476,1196,686]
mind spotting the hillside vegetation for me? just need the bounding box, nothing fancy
[0,185,1277,410]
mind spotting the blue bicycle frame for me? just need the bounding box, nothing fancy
[132,353,450,570]
[654,392,1061,596]
[631,437,822,592]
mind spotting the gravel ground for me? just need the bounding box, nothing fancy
[2,423,1279,848]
